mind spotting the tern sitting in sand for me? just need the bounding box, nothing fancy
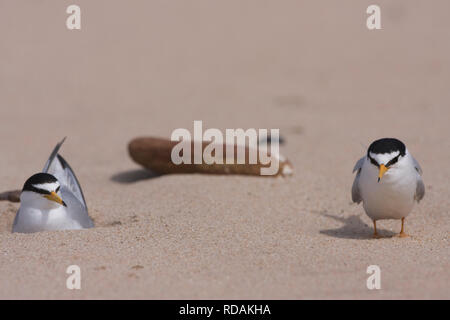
[12,138,94,233]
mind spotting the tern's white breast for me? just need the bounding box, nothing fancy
[358,156,417,220]
[13,206,83,233]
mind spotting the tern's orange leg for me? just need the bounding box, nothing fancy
[372,220,381,239]
[398,217,409,238]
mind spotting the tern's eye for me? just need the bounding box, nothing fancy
[55,186,60,193]
[368,156,379,168]
[386,155,400,167]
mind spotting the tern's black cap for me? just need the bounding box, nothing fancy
[368,138,406,156]
[22,173,58,194]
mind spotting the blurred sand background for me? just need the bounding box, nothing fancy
[0,0,448,299]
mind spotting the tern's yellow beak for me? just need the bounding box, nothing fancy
[378,164,388,182]
[44,191,67,207]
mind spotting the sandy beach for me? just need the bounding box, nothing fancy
[0,0,448,299]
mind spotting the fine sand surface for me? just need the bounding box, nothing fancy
[0,1,448,299]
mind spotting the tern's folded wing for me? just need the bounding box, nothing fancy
[351,156,365,204]
[43,137,66,173]
[412,156,423,175]
[411,155,425,202]
[415,176,425,203]
[43,138,87,209]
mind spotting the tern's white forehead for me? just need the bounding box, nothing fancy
[32,182,60,192]
[369,151,400,165]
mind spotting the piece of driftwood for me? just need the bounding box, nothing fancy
[0,190,21,202]
[128,137,293,177]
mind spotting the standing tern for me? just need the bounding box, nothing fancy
[352,138,425,238]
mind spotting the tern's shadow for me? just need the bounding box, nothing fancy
[319,213,396,239]
[111,169,162,184]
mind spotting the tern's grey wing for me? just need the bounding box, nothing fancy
[411,156,425,202]
[415,177,425,203]
[412,156,423,175]
[43,137,66,173]
[61,186,94,228]
[351,156,365,204]
[352,156,365,173]
[43,138,87,209]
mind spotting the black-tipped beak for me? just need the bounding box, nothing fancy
[44,192,66,207]
[378,164,388,182]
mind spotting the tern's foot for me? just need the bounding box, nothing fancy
[397,232,409,238]
[372,233,382,239]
